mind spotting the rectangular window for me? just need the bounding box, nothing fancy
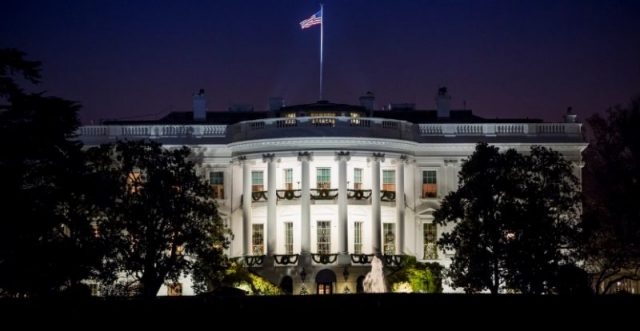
[127,170,143,194]
[252,171,264,192]
[316,168,331,189]
[252,224,264,255]
[167,283,182,296]
[317,221,331,254]
[284,168,293,190]
[383,223,396,255]
[284,222,293,255]
[209,171,224,199]
[422,170,437,198]
[424,223,437,260]
[354,222,363,254]
[353,168,363,190]
[383,170,396,192]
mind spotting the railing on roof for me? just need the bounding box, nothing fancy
[418,123,582,137]
[78,124,227,138]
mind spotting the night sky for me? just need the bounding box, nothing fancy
[3,0,640,124]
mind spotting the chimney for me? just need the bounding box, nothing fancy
[193,89,207,121]
[359,91,375,114]
[436,86,451,118]
[269,97,285,111]
[564,106,577,123]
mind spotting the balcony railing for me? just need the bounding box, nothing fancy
[347,189,372,200]
[310,188,339,200]
[273,254,299,265]
[311,253,339,264]
[380,190,396,202]
[251,191,268,202]
[276,189,302,201]
[78,124,227,138]
[418,122,582,137]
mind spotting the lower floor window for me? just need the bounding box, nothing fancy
[424,223,437,260]
[317,221,331,254]
[383,223,396,255]
[167,282,182,296]
[252,224,264,255]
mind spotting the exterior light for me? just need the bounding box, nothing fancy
[300,268,307,283]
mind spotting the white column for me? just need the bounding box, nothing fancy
[298,152,312,257]
[371,153,384,255]
[264,153,276,257]
[336,151,350,263]
[396,155,406,254]
[241,156,251,256]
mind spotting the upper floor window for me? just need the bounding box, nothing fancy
[353,168,363,190]
[252,224,264,255]
[383,223,396,255]
[423,223,437,260]
[252,171,264,192]
[422,170,437,198]
[284,222,294,255]
[284,168,293,190]
[317,221,331,254]
[316,168,331,189]
[167,282,182,296]
[209,171,224,199]
[127,170,144,194]
[354,221,363,254]
[382,170,395,192]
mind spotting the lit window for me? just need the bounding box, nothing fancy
[284,168,293,190]
[167,283,182,296]
[422,170,437,198]
[317,221,331,254]
[354,222,363,254]
[252,171,264,192]
[316,168,331,189]
[423,223,437,260]
[353,168,363,190]
[284,222,293,255]
[209,171,224,199]
[383,170,395,192]
[252,224,264,255]
[127,170,143,193]
[383,223,395,255]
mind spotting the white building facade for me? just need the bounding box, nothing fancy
[79,93,586,295]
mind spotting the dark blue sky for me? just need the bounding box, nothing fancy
[2,0,639,123]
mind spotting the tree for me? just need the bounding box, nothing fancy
[434,143,582,294]
[0,49,99,296]
[583,96,640,294]
[89,140,230,298]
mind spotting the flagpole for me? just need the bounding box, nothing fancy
[319,3,324,100]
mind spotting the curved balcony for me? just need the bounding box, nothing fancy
[347,189,372,200]
[228,116,417,142]
[310,188,339,200]
[276,189,302,201]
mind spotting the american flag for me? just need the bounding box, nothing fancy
[300,10,322,29]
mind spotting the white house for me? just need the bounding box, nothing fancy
[78,88,586,295]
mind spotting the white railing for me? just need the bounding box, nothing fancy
[78,125,227,138]
[418,123,581,137]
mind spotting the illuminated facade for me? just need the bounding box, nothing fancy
[79,89,586,295]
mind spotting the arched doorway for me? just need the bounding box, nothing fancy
[279,276,293,295]
[315,269,337,295]
[356,275,365,293]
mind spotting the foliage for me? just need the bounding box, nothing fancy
[88,140,231,298]
[194,260,281,295]
[583,96,640,294]
[387,256,443,293]
[434,143,582,294]
[0,48,100,297]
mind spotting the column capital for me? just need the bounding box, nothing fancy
[444,159,459,166]
[298,151,313,162]
[372,152,385,162]
[572,161,585,168]
[397,154,414,164]
[232,155,247,165]
[262,153,276,163]
[335,151,351,162]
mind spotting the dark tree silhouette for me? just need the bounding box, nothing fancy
[89,140,230,298]
[435,143,582,294]
[583,96,640,294]
[0,49,99,296]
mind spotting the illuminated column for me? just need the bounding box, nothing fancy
[336,151,350,263]
[371,153,384,255]
[396,155,406,254]
[298,152,312,257]
[241,156,251,256]
[263,153,276,257]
